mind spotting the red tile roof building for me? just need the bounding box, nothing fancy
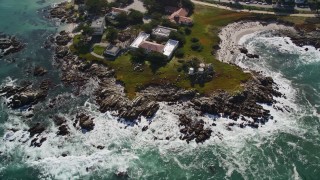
[139,41,165,53]
[166,7,193,25]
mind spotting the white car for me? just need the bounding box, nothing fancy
[246,1,251,4]
[262,2,267,5]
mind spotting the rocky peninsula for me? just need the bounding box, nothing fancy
[2,2,316,145]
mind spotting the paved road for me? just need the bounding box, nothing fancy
[191,0,319,17]
[203,0,312,11]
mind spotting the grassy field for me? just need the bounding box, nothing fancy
[72,4,320,98]
[93,45,105,56]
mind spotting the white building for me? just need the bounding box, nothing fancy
[152,26,177,38]
[130,32,179,59]
[91,17,105,35]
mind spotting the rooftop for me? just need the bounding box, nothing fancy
[104,44,120,56]
[163,39,179,57]
[111,7,129,14]
[91,17,105,28]
[130,32,150,48]
[139,41,165,53]
[168,7,193,25]
[152,26,177,37]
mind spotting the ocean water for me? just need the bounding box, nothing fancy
[0,0,320,179]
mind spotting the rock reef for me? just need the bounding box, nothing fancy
[0,33,24,58]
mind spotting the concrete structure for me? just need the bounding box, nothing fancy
[163,40,179,58]
[91,17,105,35]
[104,44,121,57]
[130,32,179,58]
[198,67,204,74]
[130,32,150,48]
[152,26,177,38]
[188,67,194,75]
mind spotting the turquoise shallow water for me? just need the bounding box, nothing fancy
[0,0,319,179]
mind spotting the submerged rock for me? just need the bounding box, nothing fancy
[28,123,45,137]
[76,113,95,131]
[33,66,48,76]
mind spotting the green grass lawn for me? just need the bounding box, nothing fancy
[93,45,105,56]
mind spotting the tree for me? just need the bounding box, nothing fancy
[191,42,203,52]
[85,0,108,14]
[130,48,146,63]
[115,12,130,28]
[128,10,144,25]
[105,27,119,43]
[82,25,94,36]
[169,31,186,46]
[184,27,192,35]
[175,49,185,58]
[147,51,168,72]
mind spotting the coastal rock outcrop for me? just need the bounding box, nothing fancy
[28,123,46,137]
[0,83,48,109]
[75,113,95,131]
[192,73,280,127]
[179,114,212,143]
[33,66,48,76]
[0,33,24,57]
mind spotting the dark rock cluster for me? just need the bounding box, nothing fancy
[53,115,70,136]
[55,31,72,46]
[95,93,160,120]
[0,33,24,58]
[0,82,48,109]
[239,47,259,59]
[48,2,77,23]
[179,114,212,143]
[281,29,320,49]
[74,113,95,131]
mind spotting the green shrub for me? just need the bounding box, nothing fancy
[191,42,203,52]
[191,37,199,43]
[175,49,185,58]
[184,27,192,35]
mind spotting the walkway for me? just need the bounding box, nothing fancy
[191,0,319,17]
[90,43,109,59]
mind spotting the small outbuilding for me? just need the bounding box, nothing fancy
[104,44,121,57]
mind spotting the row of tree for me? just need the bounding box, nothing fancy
[142,0,194,15]
[84,0,134,14]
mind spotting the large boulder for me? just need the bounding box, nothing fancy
[76,113,95,131]
[33,66,48,76]
[28,123,45,137]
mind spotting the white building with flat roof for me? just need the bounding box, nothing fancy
[163,39,179,58]
[152,26,177,38]
[130,32,150,48]
[91,17,105,35]
[130,32,179,59]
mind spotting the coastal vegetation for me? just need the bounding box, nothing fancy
[69,0,320,98]
[70,4,255,98]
